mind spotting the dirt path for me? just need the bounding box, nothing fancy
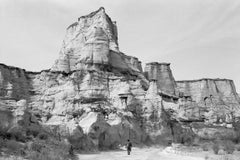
[77,147,204,160]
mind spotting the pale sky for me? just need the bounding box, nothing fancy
[1,0,240,92]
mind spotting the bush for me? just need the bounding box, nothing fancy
[5,140,22,152]
[12,132,26,142]
[27,139,71,160]
[26,128,40,137]
[28,149,68,160]
[201,143,209,151]
[185,137,194,146]
[224,140,235,154]
[236,145,240,151]
[37,132,48,140]
[0,137,6,148]
[204,155,209,160]
[30,141,43,152]
[212,143,220,154]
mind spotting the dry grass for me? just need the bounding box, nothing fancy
[0,133,73,160]
[224,140,235,154]
[202,143,209,151]
[212,143,220,155]
[26,138,72,160]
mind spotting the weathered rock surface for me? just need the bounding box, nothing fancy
[177,79,240,108]
[0,64,30,101]
[1,7,240,151]
[145,62,178,96]
[177,79,240,123]
[51,7,142,73]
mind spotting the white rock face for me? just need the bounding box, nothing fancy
[1,8,240,150]
[177,79,240,107]
[51,7,142,73]
[144,62,178,96]
[177,79,240,123]
[0,64,30,101]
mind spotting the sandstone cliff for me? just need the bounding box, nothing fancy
[177,78,240,106]
[177,79,240,123]
[51,7,142,74]
[144,62,178,96]
[0,64,30,102]
[1,7,240,152]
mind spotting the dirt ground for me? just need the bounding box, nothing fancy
[77,147,240,160]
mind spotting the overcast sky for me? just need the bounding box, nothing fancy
[1,0,240,92]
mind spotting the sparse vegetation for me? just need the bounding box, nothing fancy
[27,138,71,160]
[37,132,48,140]
[0,124,75,160]
[212,142,220,154]
[201,143,209,151]
[236,145,240,151]
[204,154,209,160]
[224,140,235,154]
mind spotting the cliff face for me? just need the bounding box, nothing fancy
[177,79,240,128]
[0,64,30,102]
[1,7,240,150]
[144,62,178,96]
[51,7,142,73]
[177,78,240,108]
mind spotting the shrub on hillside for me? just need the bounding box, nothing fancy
[212,143,220,154]
[5,140,25,152]
[224,140,235,154]
[3,139,26,156]
[37,132,48,140]
[183,136,194,146]
[234,132,240,144]
[27,138,71,160]
[0,137,5,149]
[201,143,209,151]
[237,145,240,151]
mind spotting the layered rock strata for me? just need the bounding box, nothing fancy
[177,79,240,108]
[144,62,178,97]
[1,7,240,150]
[51,7,142,73]
[0,64,30,102]
[177,79,240,123]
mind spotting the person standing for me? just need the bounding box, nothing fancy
[126,139,132,155]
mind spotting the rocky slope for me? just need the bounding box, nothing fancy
[1,7,240,152]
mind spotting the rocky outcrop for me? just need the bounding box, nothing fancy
[176,79,240,141]
[144,62,178,96]
[1,7,240,152]
[177,79,240,123]
[177,78,240,108]
[0,64,30,102]
[51,7,142,73]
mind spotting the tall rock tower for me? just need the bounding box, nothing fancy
[51,7,142,73]
[144,62,178,96]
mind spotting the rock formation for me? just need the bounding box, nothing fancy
[177,78,240,109]
[177,78,240,124]
[1,7,240,151]
[144,62,179,96]
[51,7,142,73]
